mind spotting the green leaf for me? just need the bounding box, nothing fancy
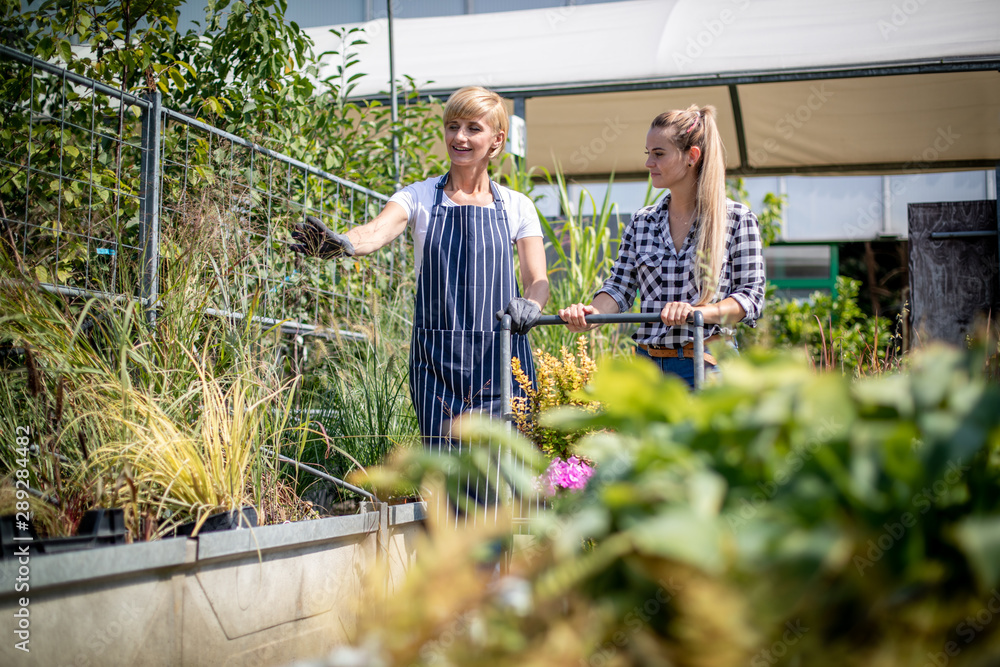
[687,470,727,519]
[58,39,73,63]
[852,374,914,416]
[630,509,725,574]
[951,517,1000,592]
[581,356,691,424]
[168,67,185,91]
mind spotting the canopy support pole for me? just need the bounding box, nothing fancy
[514,96,526,171]
[387,0,400,191]
[728,84,749,172]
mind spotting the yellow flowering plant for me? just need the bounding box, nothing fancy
[511,336,600,461]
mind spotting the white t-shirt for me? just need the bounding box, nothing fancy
[388,176,543,277]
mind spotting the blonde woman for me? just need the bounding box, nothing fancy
[558,106,765,386]
[292,87,548,448]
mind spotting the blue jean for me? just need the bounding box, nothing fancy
[635,346,725,389]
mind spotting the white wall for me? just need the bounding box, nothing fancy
[536,170,996,242]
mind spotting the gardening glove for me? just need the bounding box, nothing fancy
[290,215,355,259]
[503,297,541,335]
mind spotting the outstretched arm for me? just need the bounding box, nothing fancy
[291,202,409,259]
[343,202,409,256]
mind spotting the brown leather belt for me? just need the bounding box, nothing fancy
[638,335,726,366]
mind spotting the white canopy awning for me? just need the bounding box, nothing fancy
[306,0,1000,178]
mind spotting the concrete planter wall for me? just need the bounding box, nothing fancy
[0,503,425,666]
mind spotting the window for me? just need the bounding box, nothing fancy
[765,243,838,300]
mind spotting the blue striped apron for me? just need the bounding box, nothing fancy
[409,174,536,451]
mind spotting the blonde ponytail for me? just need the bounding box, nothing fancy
[650,105,728,305]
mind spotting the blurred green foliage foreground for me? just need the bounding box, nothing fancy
[321,342,1000,667]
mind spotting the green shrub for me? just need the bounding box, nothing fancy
[289,334,420,502]
[332,344,1000,667]
[538,345,1000,665]
[741,276,897,375]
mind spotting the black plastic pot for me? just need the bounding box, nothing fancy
[173,506,258,537]
[0,513,37,559]
[0,508,127,559]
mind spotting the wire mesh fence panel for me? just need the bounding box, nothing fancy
[0,50,148,299]
[157,108,409,337]
[0,46,412,338]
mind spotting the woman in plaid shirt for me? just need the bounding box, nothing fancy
[559,105,765,387]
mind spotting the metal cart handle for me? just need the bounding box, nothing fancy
[496,310,706,419]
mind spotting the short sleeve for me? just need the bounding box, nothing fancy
[508,190,543,241]
[388,183,420,225]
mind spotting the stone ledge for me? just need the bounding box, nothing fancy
[196,513,380,562]
[0,536,192,596]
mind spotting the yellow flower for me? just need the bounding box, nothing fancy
[511,336,601,459]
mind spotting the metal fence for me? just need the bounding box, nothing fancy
[0,44,407,339]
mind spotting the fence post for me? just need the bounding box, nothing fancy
[376,501,390,599]
[138,91,161,326]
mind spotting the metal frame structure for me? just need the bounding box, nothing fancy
[522,57,1000,179]
[371,56,1000,179]
[498,311,707,422]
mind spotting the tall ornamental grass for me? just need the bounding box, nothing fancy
[0,200,316,539]
[289,296,421,505]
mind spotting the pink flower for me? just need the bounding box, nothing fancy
[541,456,594,495]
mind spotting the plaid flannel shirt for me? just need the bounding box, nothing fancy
[598,194,766,347]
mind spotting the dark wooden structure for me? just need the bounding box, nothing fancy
[908,200,999,345]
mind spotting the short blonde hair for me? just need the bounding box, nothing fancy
[443,86,508,159]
